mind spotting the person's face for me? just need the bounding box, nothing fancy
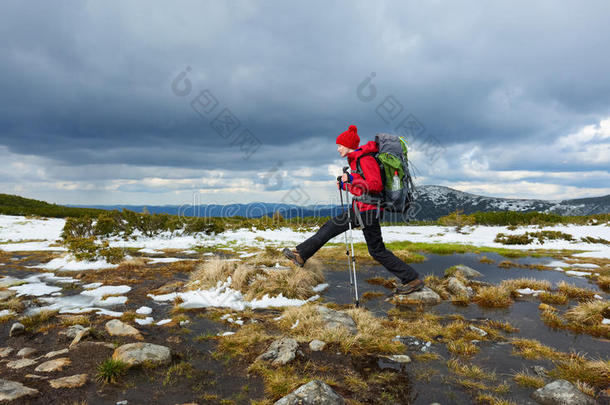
[337,144,350,158]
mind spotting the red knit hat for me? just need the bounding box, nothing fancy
[336,125,360,150]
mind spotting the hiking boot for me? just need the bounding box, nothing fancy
[282,248,305,267]
[392,278,424,295]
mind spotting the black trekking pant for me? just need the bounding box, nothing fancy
[296,209,419,284]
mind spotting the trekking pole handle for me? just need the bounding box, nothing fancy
[343,166,350,174]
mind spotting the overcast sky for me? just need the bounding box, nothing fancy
[1,0,609,206]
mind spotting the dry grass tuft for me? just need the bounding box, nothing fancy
[549,354,610,389]
[564,300,608,325]
[447,358,496,380]
[510,338,566,361]
[501,277,551,293]
[365,277,397,290]
[596,275,610,291]
[474,285,513,308]
[539,291,569,305]
[556,281,597,301]
[513,371,545,388]
[116,257,148,271]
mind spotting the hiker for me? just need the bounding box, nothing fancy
[283,125,425,296]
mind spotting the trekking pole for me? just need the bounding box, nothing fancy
[337,176,354,297]
[342,167,360,308]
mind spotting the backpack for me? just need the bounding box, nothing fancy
[353,133,417,217]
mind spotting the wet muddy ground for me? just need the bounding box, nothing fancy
[1,249,608,404]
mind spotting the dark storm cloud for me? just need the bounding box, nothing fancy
[1,0,610,176]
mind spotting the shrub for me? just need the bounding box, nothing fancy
[96,358,128,384]
[61,216,94,239]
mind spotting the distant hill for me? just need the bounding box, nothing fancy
[0,193,103,218]
[2,185,608,221]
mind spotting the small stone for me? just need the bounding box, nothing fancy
[309,340,326,352]
[59,325,86,339]
[112,343,171,367]
[9,322,25,337]
[274,380,345,405]
[166,336,183,344]
[25,374,48,380]
[316,306,358,335]
[49,374,88,389]
[381,354,411,363]
[43,348,69,359]
[35,357,71,372]
[257,337,300,366]
[0,379,39,401]
[392,287,441,306]
[105,319,143,340]
[468,325,488,337]
[17,347,37,357]
[531,379,597,405]
[6,358,37,369]
[0,347,14,358]
[69,327,91,348]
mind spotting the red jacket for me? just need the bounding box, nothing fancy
[341,141,383,212]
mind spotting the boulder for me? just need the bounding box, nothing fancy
[391,287,441,306]
[257,337,300,366]
[0,379,38,401]
[49,374,88,389]
[105,320,143,340]
[447,277,474,299]
[35,357,71,372]
[531,379,597,405]
[447,265,483,279]
[274,380,345,405]
[9,322,25,337]
[112,343,171,367]
[316,306,357,335]
[309,340,326,352]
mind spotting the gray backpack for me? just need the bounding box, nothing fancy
[353,133,417,217]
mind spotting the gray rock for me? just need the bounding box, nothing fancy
[468,325,488,337]
[112,343,171,367]
[0,347,14,358]
[533,365,548,378]
[316,306,358,335]
[258,337,300,366]
[392,287,441,306]
[59,325,86,339]
[380,354,411,363]
[392,336,432,352]
[105,320,143,340]
[42,348,69,359]
[6,358,37,369]
[531,379,597,405]
[17,347,37,357]
[447,277,474,298]
[9,322,25,337]
[49,373,88,389]
[274,379,345,405]
[309,340,326,352]
[69,327,91,348]
[447,265,483,278]
[0,379,39,401]
[35,357,71,372]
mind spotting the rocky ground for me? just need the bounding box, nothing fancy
[1,244,609,404]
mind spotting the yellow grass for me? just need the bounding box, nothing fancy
[564,300,608,325]
[501,277,551,293]
[474,286,513,308]
[510,338,566,360]
[557,281,597,301]
[513,371,545,388]
[539,291,569,305]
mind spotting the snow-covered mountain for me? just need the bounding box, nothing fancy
[413,185,610,220]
